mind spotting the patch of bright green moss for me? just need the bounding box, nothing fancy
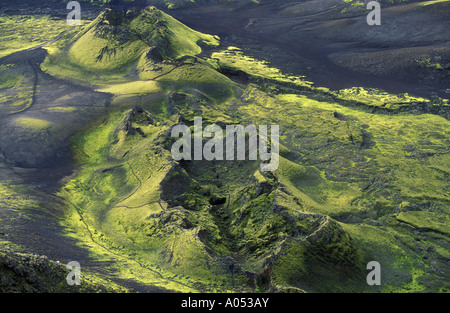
[0,15,74,58]
[96,80,160,95]
[211,47,313,88]
[396,211,450,235]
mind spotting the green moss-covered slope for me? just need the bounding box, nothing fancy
[1,4,448,293]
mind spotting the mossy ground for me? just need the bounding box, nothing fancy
[59,54,449,291]
[0,15,75,59]
[0,6,448,293]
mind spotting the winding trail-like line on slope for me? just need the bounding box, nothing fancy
[113,163,169,211]
[114,162,143,205]
[52,191,194,291]
[24,26,84,52]
[151,63,195,81]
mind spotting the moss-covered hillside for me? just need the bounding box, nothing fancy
[0,4,448,293]
[0,247,127,292]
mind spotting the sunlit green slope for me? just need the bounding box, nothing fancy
[1,4,448,293]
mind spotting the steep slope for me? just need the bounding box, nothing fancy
[0,3,448,293]
[56,27,448,292]
[43,6,218,77]
[40,6,370,293]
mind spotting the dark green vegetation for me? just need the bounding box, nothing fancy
[59,0,261,10]
[0,246,127,292]
[0,1,449,293]
[0,15,74,59]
